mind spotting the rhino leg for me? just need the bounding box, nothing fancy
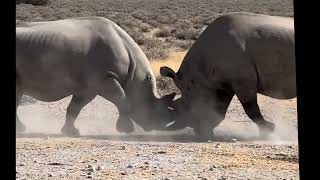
[61,94,95,136]
[233,83,275,138]
[193,121,215,142]
[16,85,25,133]
[193,88,234,142]
[99,77,134,133]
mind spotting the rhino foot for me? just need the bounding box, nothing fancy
[116,116,134,133]
[61,125,80,137]
[258,121,275,139]
[193,128,214,142]
[16,121,26,133]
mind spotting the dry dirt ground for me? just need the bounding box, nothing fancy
[16,94,298,179]
[16,0,298,179]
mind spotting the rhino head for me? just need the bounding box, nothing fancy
[125,69,177,132]
[159,65,234,132]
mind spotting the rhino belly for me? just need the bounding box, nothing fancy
[17,54,91,102]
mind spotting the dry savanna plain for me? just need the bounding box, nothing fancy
[16,0,298,179]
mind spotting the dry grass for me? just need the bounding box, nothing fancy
[150,50,187,76]
[16,0,293,60]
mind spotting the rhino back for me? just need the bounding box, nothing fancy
[177,13,295,98]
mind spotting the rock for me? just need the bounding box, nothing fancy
[164,178,172,180]
[97,165,104,170]
[19,163,25,166]
[87,175,93,179]
[88,167,95,173]
[231,138,237,143]
[87,165,93,168]
[120,146,126,150]
[208,165,217,171]
[208,140,212,143]
[87,172,92,175]
[127,165,133,168]
[48,174,53,177]
[215,143,221,148]
[121,172,127,175]
[144,161,150,165]
[158,151,166,154]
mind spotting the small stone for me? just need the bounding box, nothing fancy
[121,172,127,175]
[158,151,166,154]
[19,163,25,166]
[87,172,92,175]
[164,178,172,180]
[48,174,53,177]
[231,138,237,143]
[208,165,217,171]
[87,164,93,168]
[88,167,95,172]
[136,154,140,156]
[127,165,133,168]
[199,178,208,180]
[215,143,221,148]
[208,140,212,143]
[144,161,149,165]
[97,165,104,170]
[120,146,126,150]
[87,175,93,179]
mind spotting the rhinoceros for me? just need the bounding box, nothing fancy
[161,12,295,140]
[16,16,175,136]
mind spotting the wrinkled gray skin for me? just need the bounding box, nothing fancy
[16,17,175,136]
[161,12,295,141]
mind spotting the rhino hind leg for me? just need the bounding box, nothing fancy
[233,84,275,138]
[242,100,275,138]
[61,94,95,136]
[98,76,134,133]
[16,84,26,133]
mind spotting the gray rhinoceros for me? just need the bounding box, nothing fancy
[161,12,295,140]
[16,17,175,136]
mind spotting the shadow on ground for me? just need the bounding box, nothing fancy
[16,132,261,143]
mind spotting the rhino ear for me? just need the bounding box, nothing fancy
[160,66,177,80]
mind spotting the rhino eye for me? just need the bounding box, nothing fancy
[146,74,152,81]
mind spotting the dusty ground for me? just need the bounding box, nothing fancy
[16,94,298,179]
[16,0,298,179]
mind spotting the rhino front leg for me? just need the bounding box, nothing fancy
[61,94,95,136]
[99,75,134,133]
[113,100,134,133]
[193,120,215,142]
